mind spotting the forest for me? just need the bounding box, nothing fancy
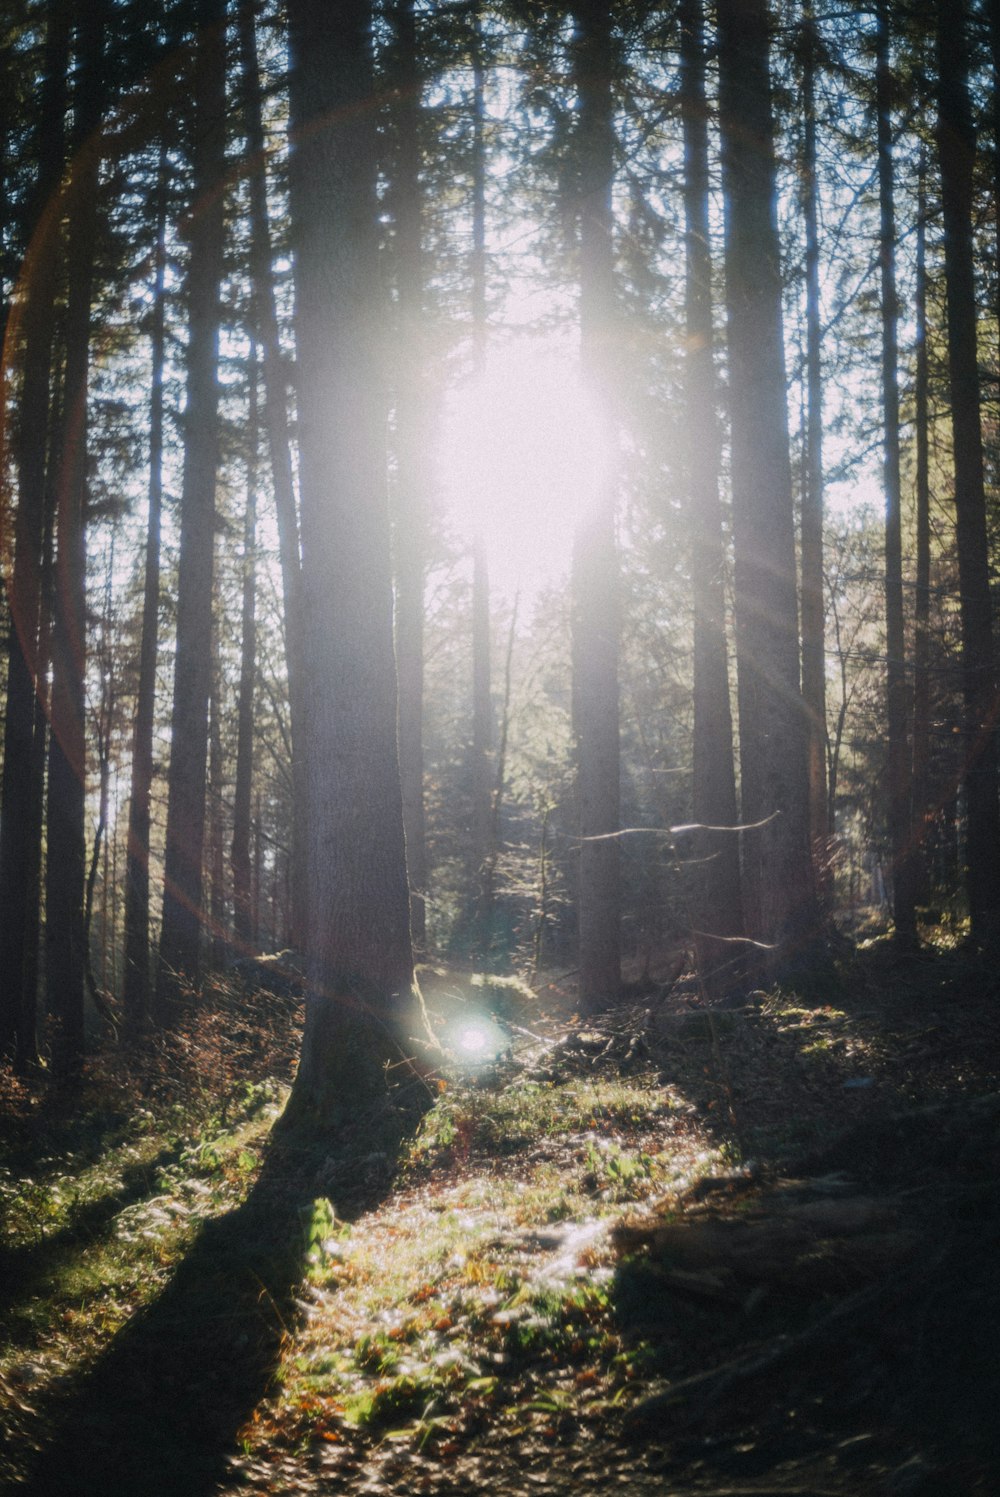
[1,0,999,1492]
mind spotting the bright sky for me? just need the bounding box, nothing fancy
[436,334,613,598]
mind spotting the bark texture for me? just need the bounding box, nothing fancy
[285,0,414,1123]
[679,0,744,998]
[156,0,227,1010]
[717,0,817,972]
[936,0,1000,948]
[571,0,621,1014]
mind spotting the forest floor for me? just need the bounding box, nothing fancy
[1,932,999,1496]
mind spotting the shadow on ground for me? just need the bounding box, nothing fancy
[12,1104,421,1497]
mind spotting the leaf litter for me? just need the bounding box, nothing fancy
[3,942,1000,1494]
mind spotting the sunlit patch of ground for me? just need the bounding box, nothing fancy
[3,945,999,1495]
[227,1069,725,1493]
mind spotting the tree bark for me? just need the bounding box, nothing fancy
[0,0,70,1068]
[232,349,258,951]
[876,0,916,948]
[911,154,931,905]
[237,0,307,950]
[122,140,168,1033]
[284,0,414,1124]
[717,0,817,974]
[936,0,1000,949]
[156,0,227,1011]
[45,0,108,1079]
[679,0,744,999]
[470,8,494,960]
[799,2,829,880]
[390,0,429,953]
[571,0,621,1014]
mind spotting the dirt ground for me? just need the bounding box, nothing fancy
[2,940,999,1496]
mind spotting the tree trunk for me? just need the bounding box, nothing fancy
[284,0,414,1125]
[122,140,168,1033]
[799,2,829,880]
[237,0,307,950]
[390,0,429,953]
[0,0,70,1068]
[717,0,817,974]
[911,154,931,906]
[936,0,1000,949]
[876,0,916,948]
[232,349,258,951]
[470,9,494,960]
[207,601,227,967]
[679,0,744,1000]
[571,0,621,1014]
[156,0,227,1012]
[45,0,108,1079]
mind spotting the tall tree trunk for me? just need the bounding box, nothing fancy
[156,0,227,1012]
[237,0,307,949]
[936,0,1000,949]
[911,154,931,904]
[46,0,108,1078]
[391,0,429,952]
[679,0,744,998]
[799,2,829,877]
[232,349,258,950]
[876,0,916,948]
[571,0,621,1014]
[208,600,226,966]
[717,0,817,973]
[122,140,168,1033]
[470,7,494,959]
[0,0,70,1068]
[284,0,414,1124]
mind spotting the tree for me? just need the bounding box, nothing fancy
[875,0,917,947]
[122,139,168,1032]
[797,1,829,876]
[0,0,71,1069]
[156,0,228,1011]
[390,0,430,953]
[238,0,307,949]
[283,0,414,1123]
[570,0,621,1013]
[45,0,111,1077]
[717,0,817,971]
[679,0,744,997]
[935,0,1000,950]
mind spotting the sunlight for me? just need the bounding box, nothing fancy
[437,337,613,596]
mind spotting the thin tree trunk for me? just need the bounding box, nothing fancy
[208,603,226,967]
[391,0,429,952]
[46,0,108,1079]
[0,0,70,1068]
[284,0,414,1124]
[571,0,621,1014]
[232,349,258,951]
[237,0,307,949]
[123,140,168,1033]
[876,0,916,948]
[717,0,817,974]
[936,0,1000,949]
[911,155,931,904]
[799,2,829,878]
[470,7,494,957]
[679,0,744,999]
[157,0,228,1012]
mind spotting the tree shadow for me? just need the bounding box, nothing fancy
[0,1147,183,1316]
[12,1102,421,1497]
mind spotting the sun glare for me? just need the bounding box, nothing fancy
[437,338,613,596]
